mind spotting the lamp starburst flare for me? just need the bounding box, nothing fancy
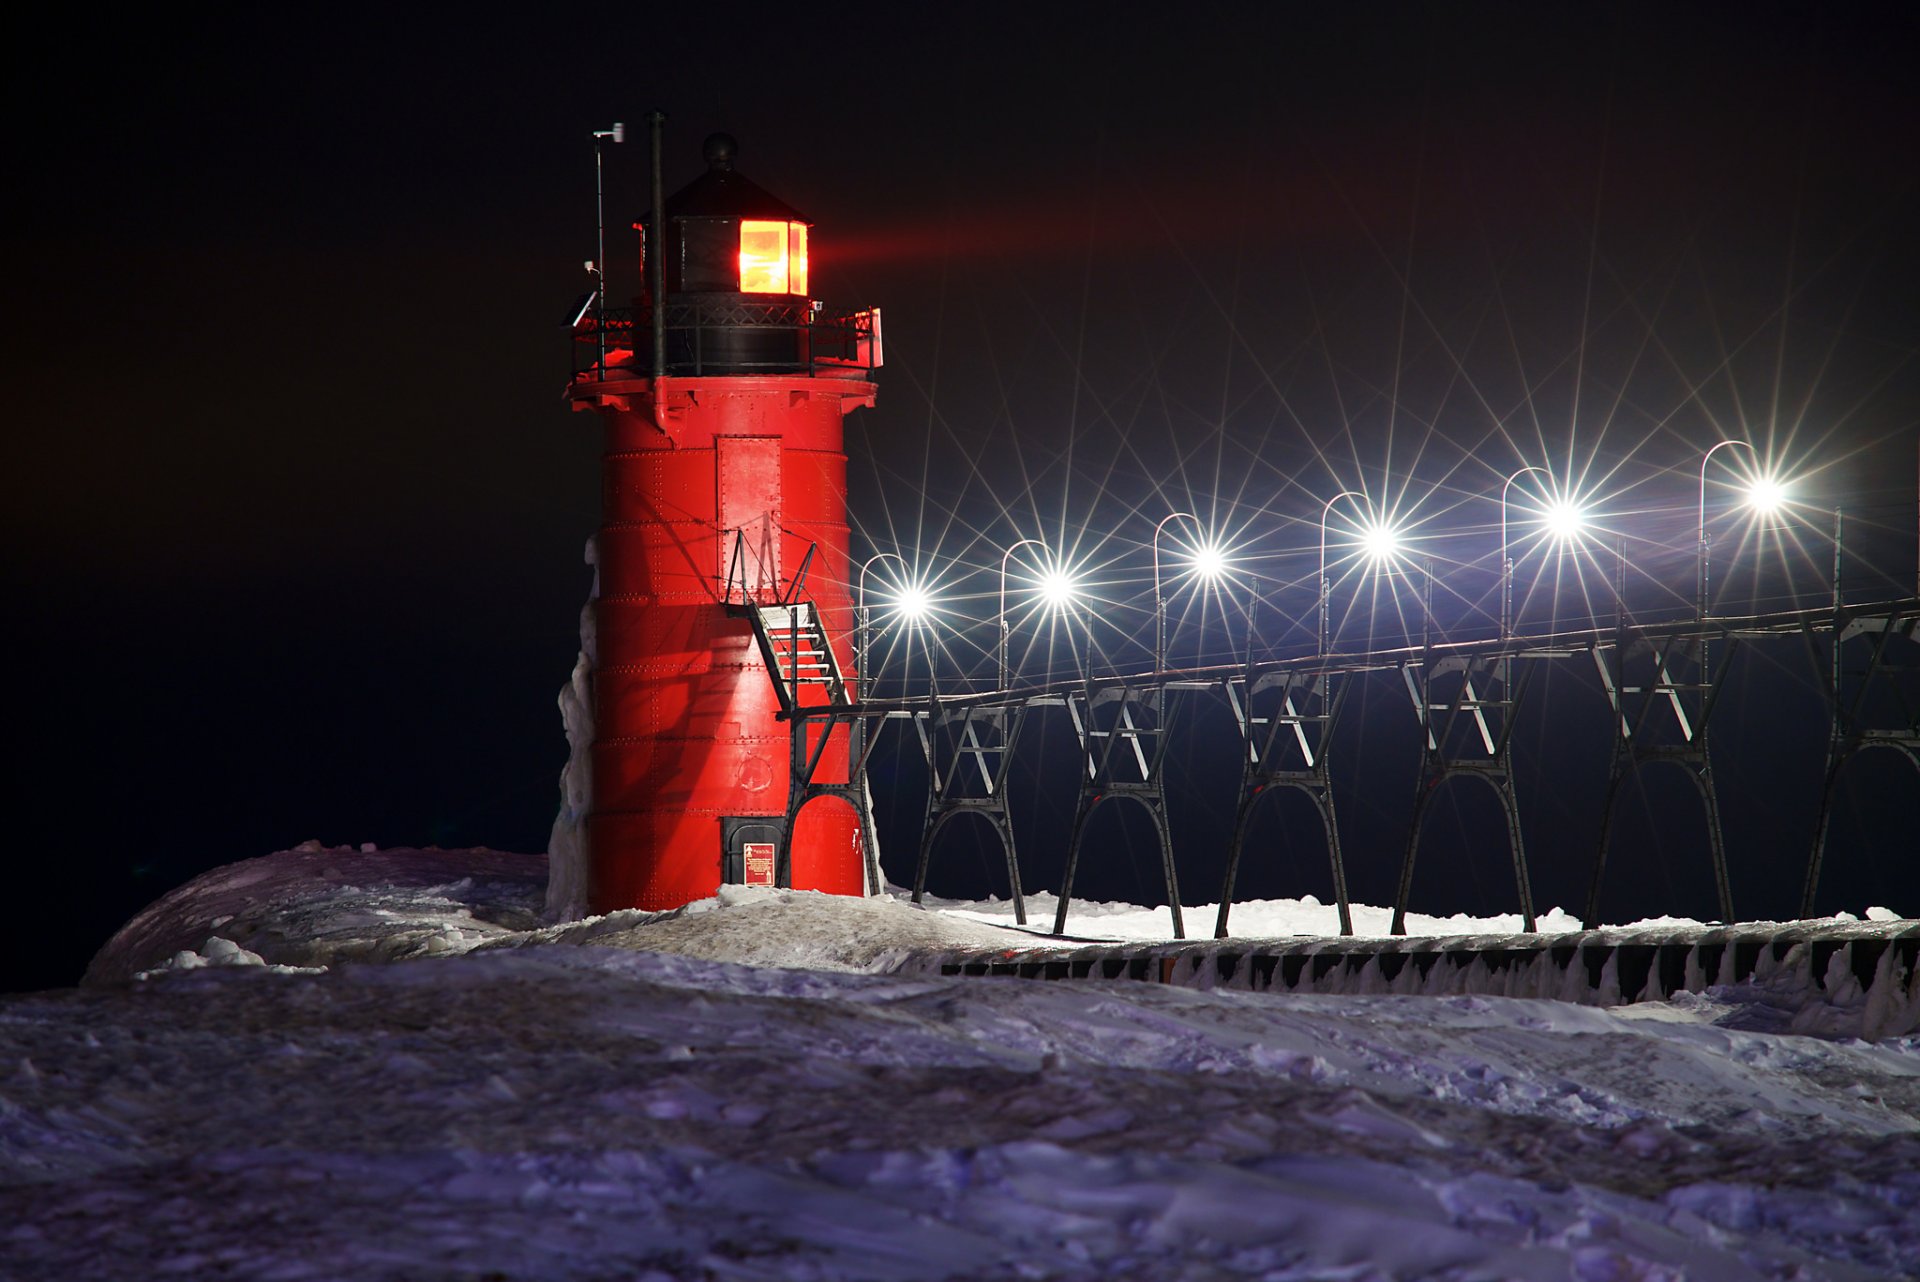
[1359,521,1402,562]
[1542,498,1589,542]
[1189,543,1229,581]
[1038,567,1079,610]
[1745,475,1787,514]
[893,582,933,622]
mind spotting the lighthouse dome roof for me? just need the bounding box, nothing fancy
[661,133,810,223]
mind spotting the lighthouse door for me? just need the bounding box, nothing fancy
[716,436,782,601]
[721,817,786,887]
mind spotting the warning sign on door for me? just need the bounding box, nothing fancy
[743,842,775,887]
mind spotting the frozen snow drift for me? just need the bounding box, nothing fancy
[1,843,1914,1279]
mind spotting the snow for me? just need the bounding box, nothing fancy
[544,534,598,924]
[8,844,1919,1279]
[84,842,548,985]
[510,883,1051,972]
[931,887,1593,941]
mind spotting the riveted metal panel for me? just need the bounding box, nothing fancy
[716,435,781,597]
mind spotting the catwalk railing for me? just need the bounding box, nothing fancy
[785,597,1920,940]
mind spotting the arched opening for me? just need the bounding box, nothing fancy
[914,809,1021,905]
[1068,795,1176,912]
[1590,763,1725,926]
[1227,786,1340,908]
[1399,775,1531,928]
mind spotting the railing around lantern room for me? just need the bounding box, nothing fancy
[573,299,882,380]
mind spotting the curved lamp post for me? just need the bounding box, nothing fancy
[856,552,913,701]
[998,538,1051,690]
[1151,512,1210,673]
[1317,491,1368,655]
[1499,466,1550,640]
[1697,439,1762,620]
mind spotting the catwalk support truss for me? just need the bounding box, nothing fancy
[778,597,1919,935]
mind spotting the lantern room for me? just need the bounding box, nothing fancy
[651,134,811,296]
[634,132,823,375]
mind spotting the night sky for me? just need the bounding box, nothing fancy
[6,4,1918,992]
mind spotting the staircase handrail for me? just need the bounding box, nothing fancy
[724,528,751,606]
[784,542,818,606]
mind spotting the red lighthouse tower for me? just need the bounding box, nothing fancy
[569,130,882,913]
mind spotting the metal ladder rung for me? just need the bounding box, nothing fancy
[746,595,849,709]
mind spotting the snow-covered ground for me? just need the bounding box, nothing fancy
[933,889,1589,943]
[6,844,1919,1279]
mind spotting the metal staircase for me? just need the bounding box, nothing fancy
[743,601,852,714]
[724,532,852,714]
[722,530,879,894]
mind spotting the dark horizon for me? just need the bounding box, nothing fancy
[7,4,1918,992]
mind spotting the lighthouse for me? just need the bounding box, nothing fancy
[568,129,882,913]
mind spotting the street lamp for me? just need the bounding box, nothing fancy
[856,552,918,701]
[1318,491,1374,655]
[1499,466,1548,640]
[998,539,1052,689]
[1697,439,1765,619]
[1152,512,1221,672]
